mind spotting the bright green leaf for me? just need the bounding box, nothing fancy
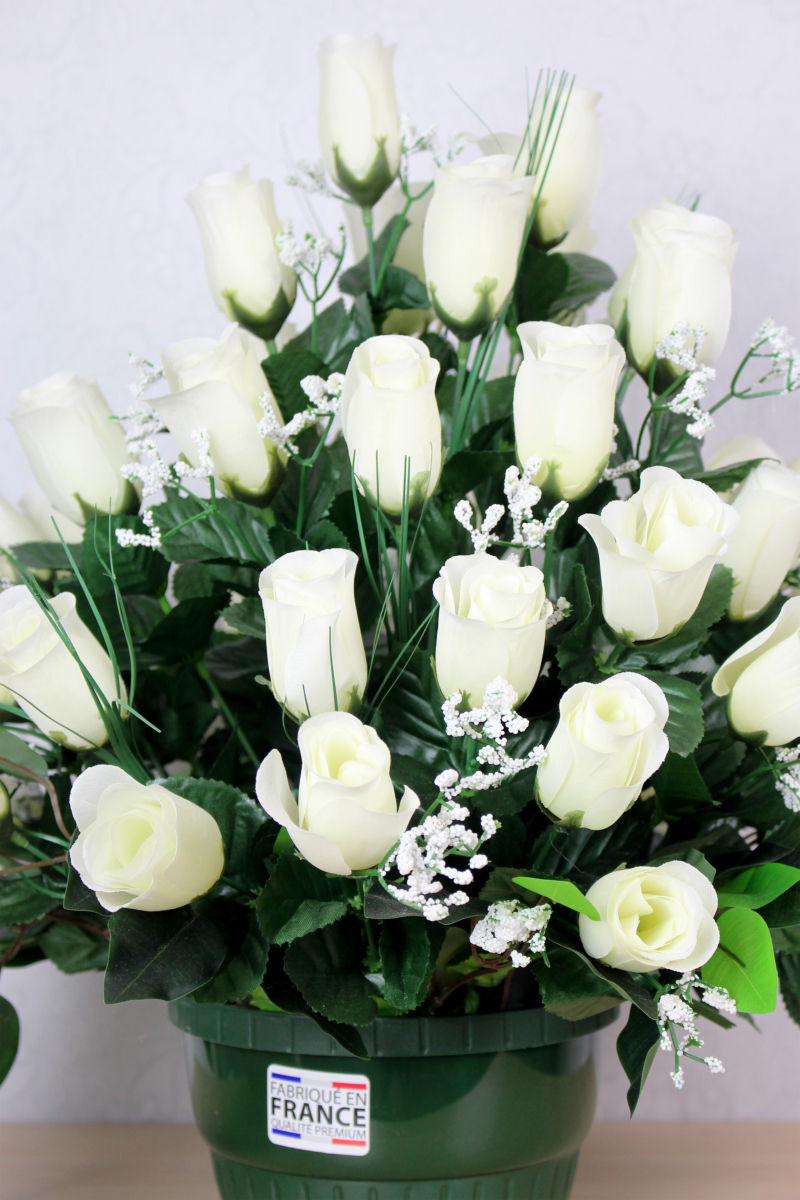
[717,863,800,910]
[702,908,778,1013]
[513,876,600,920]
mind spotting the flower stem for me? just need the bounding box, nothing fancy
[362,207,379,298]
[195,662,260,768]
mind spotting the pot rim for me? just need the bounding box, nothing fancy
[168,998,619,1058]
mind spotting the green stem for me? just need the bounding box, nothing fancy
[196,662,259,768]
[266,339,278,356]
[450,339,472,453]
[296,466,308,539]
[362,207,378,297]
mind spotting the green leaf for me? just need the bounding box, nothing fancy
[264,949,369,1058]
[0,873,60,925]
[531,946,620,1021]
[555,254,617,316]
[511,245,570,326]
[255,852,353,945]
[652,751,716,817]
[376,650,451,763]
[777,952,800,1028]
[150,490,277,566]
[389,753,441,806]
[81,513,169,598]
[649,410,704,475]
[421,332,458,382]
[0,995,20,1086]
[191,905,268,1004]
[172,561,229,601]
[363,886,422,920]
[546,927,658,1019]
[717,863,800,911]
[284,916,377,1026]
[692,458,774,493]
[439,449,515,498]
[306,519,352,552]
[11,541,79,570]
[63,861,108,914]
[617,1003,661,1116]
[378,264,430,310]
[339,216,409,297]
[220,596,265,640]
[557,564,601,687]
[760,884,800,928]
[513,876,600,920]
[142,595,227,664]
[283,298,350,366]
[0,728,48,780]
[262,348,329,421]
[702,908,778,1013]
[40,921,109,973]
[104,907,227,1003]
[379,918,437,1012]
[640,672,704,756]
[161,777,267,886]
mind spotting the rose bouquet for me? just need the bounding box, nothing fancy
[3,32,800,1119]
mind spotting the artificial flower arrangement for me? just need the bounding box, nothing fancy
[2,32,800,1123]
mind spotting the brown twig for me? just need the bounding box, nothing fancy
[47,911,110,941]
[0,924,30,968]
[0,756,71,841]
[0,854,67,877]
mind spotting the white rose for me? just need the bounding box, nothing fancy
[256,713,419,875]
[343,181,433,335]
[186,167,296,341]
[341,335,441,513]
[705,436,782,472]
[259,549,367,721]
[69,765,224,912]
[579,466,739,642]
[608,199,737,373]
[478,89,602,247]
[17,488,84,544]
[579,861,719,972]
[536,673,669,829]
[153,323,285,503]
[9,371,135,524]
[423,156,535,340]
[0,586,122,750]
[514,322,626,501]
[720,461,800,621]
[712,596,800,745]
[317,34,400,207]
[0,492,40,582]
[433,554,551,706]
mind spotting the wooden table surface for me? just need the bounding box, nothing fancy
[1,1123,798,1200]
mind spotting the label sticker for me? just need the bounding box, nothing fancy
[267,1064,370,1156]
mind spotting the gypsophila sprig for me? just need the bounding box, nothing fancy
[285,159,335,198]
[119,400,168,455]
[437,677,546,800]
[257,373,343,455]
[454,457,568,557]
[546,596,572,629]
[602,459,641,481]
[380,803,498,921]
[399,113,440,161]
[656,972,736,1089]
[470,899,552,967]
[173,429,214,481]
[750,319,800,394]
[655,321,716,439]
[277,220,336,274]
[774,746,800,813]
[115,508,162,550]
[127,353,165,398]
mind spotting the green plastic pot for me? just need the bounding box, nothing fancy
[169,999,618,1200]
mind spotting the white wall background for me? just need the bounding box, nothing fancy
[1,0,800,1122]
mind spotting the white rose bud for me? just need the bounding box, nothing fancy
[478,89,603,247]
[536,673,669,829]
[9,371,135,525]
[259,549,367,722]
[720,461,800,621]
[256,713,419,875]
[153,323,286,503]
[712,596,800,745]
[0,492,40,582]
[317,34,400,208]
[17,488,84,544]
[69,765,224,912]
[579,466,739,642]
[705,436,782,472]
[579,861,719,972]
[186,167,296,341]
[608,199,737,373]
[0,586,122,750]
[341,334,441,514]
[423,156,535,340]
[343,181,433,335]
[433,554,551,707]
[514,321,626,501]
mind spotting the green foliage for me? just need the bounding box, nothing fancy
[702,908,778,1013]
[513,876,600,920]
[142,596,227,663]
[716,864,800,911]
[81,513,169,598]
[0,996,20,1086]
[557,564,602,686]
[617,1003,661,1116]
[777,952,800,1028]
[256,852,353,945]
[150,490,279,566]
[161,777,267,888]
[263,949,369,1058]
[191,904,267,1004]
[653,752,716,819]
[104,907,227,1004]
[0,728,48,780]
[532,947,620,1021]
[510,248,616,329]
[39,922,109,973]
[692,458,773,493]
[641,673,704,756]
[11,541,78,570]
[760,885,800,929]
[379,918,442,1012]
[439,450,515,498]
[546,927,658,1019]
[220,596,265,640]
[262,349,329,420]
[284,917,378,1026]
[648,410,704,476]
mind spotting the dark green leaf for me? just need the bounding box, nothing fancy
[284,917,377,1026]
[0,873,59,925]
[203,637,268,686]
[376,650,451,764]
[150,490,277,566]
[532,946,620,1021]
[172,562,231,601]
[255,852,353,945]
[11,541,79,570]
[617,1003,661,1116]
[283,298,351,366]
[421,332,458,382]
[653,751,716,817]
[777,952,800,1028]
[511,245,570,326]
[263,349,329,421]
[104,907,226,1003]
[557,564,602,686]
[546,927,658,1019]
[306,519,352,552]
[0,728,48,780]
[0,995,20,1086]
[648,410,704,476]
[702,908,778,1013]
[389,753,440,806]
[263,950,369,1058]
[716,863,800,911]
[192,907,268,1004]
[760,885,800,928]
[439,450,515,498]
[220,596,265,640]
[555,254,617,315]
[692,458,775,493]
[640,673,704,756]
[162,777,267,886]
[377,264,429,310]
[339,216,409,297]
[63,861,108,914]
[379,918,435,1012]
[364,885,423,920]
[141,595,227,664]
[40,922,109,973]
[81,513,169,598]
[514,876,600,919]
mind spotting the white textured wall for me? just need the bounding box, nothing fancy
[1,0,800,1122]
